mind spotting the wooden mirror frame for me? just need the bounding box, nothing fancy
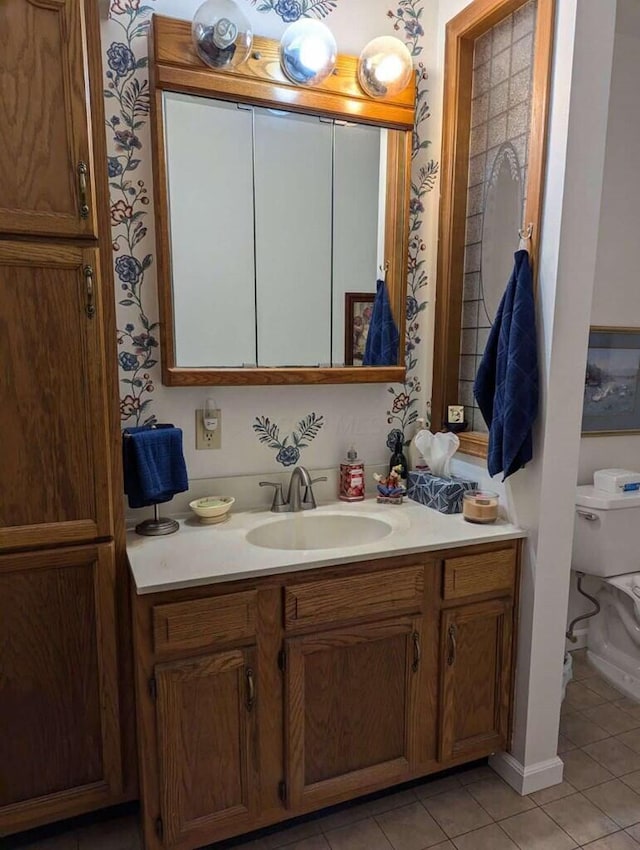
[149,15,416,387]
[431,0,554,457]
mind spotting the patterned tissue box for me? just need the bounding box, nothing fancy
[407,470,478,514]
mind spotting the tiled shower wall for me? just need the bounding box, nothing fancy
[458,0,536,432]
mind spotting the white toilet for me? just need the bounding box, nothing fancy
[573,482,640,701]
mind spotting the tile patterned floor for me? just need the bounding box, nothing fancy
[11,650,640,850]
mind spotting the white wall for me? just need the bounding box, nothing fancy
[433,0,618,792]
[568,4,640,636]
[578,18,640,486]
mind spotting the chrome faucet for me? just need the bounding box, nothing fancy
[259,466,327,513]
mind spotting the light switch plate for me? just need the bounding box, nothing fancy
[195,409,222,450]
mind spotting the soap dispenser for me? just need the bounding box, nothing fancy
[339,447,365,502]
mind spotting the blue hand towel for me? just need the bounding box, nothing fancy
[474,250,539,479]
[122,425,189,509]
[363,279,399,367]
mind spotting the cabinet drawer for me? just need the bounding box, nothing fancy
[443,549,516,600]
[153,590,257,653]
[285,565,424,630]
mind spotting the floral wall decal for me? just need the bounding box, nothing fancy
[105,0,159,426]
[385,0,438,446]
[248,0,339,21]
[253,413,325,466]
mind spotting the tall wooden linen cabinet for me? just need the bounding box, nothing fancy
[0,0,134,835]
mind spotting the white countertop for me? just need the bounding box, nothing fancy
[127,499,526,595]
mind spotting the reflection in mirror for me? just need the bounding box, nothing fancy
[162,91,389,369]
[254,108,333,367]
[333,123,383,365]
[165,93,256,367]
[481,142,522,324]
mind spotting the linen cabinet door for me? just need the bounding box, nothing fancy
[284,617,422,812]
[0,544,123,833]
[439,599,513,763]
[154,648,259,848]
[0,241,112,551]
[0,0,98,237]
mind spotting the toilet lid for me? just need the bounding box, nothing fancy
[576,485,640,510]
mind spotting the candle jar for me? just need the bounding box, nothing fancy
[463,490,499,524]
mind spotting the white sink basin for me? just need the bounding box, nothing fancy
[246,512,393,551]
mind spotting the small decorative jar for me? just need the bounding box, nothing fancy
[462,490,500,524]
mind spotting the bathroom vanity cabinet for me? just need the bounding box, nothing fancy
[133,540,520,850]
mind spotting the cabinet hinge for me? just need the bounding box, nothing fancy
[155,816,164,841]
[278,780,287,803]
[149,677,157,700]
[277,649,287,672]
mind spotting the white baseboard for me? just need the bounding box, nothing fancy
[565,628,588,652]
[489,752,564,795]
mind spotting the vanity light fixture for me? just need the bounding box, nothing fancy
[192,0,253,70]
[279,20,337,87]
[357,36,414,98]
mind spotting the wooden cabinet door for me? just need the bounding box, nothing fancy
[285,617,422,811]
[155,648,259,847]
[439,599,513,762]
[0,241,113,551]
[0,0,98,237]
[0,544,123,833]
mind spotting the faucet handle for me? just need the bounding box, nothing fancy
[259,481,286,511]
[301,476,328,510]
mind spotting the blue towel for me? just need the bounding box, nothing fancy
[474,250,538,479]
[122,425,189,509]
[363,279,399,367]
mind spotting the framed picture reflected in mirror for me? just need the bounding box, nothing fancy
[344,292,375,366]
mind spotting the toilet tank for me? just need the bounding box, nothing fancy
[573,485,640,577]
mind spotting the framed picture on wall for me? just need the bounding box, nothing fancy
[344,293,375,366]
[582,327,640,435]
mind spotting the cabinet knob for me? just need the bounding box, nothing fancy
[447,624,457,666]
[77,161,90,220]
[412,631,421,672]
[84,265,96,319]
[245,667,256,711]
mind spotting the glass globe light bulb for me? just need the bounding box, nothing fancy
[192,0,253,71]
[280,20,338,87]
[357,36,414,98]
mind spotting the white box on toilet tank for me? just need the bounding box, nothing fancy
[573,485,640,577]
[593,468,640,494]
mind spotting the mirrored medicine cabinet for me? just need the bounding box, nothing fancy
[150,15,416,386]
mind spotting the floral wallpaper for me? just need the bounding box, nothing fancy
[103,0,438,467]
[250,0,338,21]
[253,413,324,466]
[385,0,438,450]
[106,0,158,426]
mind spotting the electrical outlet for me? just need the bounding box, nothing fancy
[195,409,222,450]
